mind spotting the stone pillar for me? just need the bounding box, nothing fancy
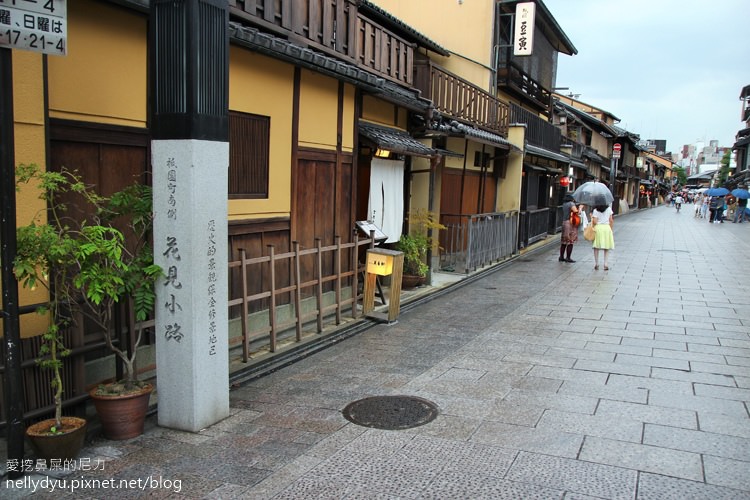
[150,0,230,431]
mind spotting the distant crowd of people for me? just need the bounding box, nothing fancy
[665,191,747,224]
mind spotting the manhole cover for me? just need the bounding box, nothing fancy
[342,395,439,430]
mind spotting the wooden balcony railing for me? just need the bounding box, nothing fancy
[510,103,561,151]
[414,61,509,136]
[356,14,413,85]
[230,0,413,86]
[497,62,552,112]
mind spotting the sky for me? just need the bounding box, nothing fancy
[542,0,750,154]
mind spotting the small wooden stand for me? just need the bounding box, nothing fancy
[363,249,404,324]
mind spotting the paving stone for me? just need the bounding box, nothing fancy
[688,343,750,356]
[471,421,583,458]
[572,359,652,378]
[486,401,545,426]
[505,452,637,500]
[567,333,625,345]
[644,423,750,461]
[528,365,609,385]
[703,455,750,491]
[615,353,690,370]
[621,338,687,351]
[420,472,565,499]
[584,342,652,356]
[579,436,703,481]
[502,389,599,415]
[537,409,643,442]
[626,322,687,335]
[500,353,577,368]
[546,346,616,362]
[720,338,750,349]
[595,399,697,429]
[698,412,750,439]
[596,327,655,340]
[559,380,648,404]
[636,472,750,500]
[693,383,750,401]
[654,332,720,345]
[651,348,727,363]
[726,355,750,367]
[402,435,518,478]
[691,361,750,378]
[607,374,694,394]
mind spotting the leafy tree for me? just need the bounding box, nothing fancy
[672,166,687,187]
[719,150,732,185]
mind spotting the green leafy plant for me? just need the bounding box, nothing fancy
[394,209,446,277]
[14,165,161,423]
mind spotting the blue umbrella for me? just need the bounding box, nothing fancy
[731,188,750,199]
[705,187,730,197]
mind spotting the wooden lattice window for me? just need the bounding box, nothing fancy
[229,111,270,198]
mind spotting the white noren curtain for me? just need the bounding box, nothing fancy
[367,158,404,244]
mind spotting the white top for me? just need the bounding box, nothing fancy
[592,206,613,224]
[675,196,684,204]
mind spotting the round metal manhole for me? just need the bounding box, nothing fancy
[342,395,439,430]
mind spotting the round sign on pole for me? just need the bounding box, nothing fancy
[613,143,621,151]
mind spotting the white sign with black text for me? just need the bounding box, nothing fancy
[513,2,535,56]
[0,0,67,55]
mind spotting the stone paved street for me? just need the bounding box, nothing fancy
[6,203,750,499]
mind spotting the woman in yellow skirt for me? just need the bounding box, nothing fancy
[591,203,614,270]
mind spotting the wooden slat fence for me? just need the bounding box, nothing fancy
[228,233,374,362]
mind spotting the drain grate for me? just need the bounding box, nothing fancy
[342,395,439,430]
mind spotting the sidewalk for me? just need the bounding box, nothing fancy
[5,204,750,499]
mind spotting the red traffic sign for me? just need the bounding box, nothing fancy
[613,143,622,151]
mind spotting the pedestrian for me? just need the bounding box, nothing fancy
[716,196,726,223]
[726,196,737,221]
[734,196,747,223]
[559,194,580,263]
[701,195,710,219]
[709,196,719,222]
[694,193,703,217]
[591,203,614,270]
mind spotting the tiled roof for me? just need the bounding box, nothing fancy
[359,122,439,158]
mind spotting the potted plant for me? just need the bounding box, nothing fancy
[14,164,99,461]
[394,209,445,288]
[85,183,162,440]
[14,164,161,443]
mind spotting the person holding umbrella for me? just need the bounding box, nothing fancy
[732,188,749,223]
[571,182,616,271]
[590,201,614,270]
[559,194,580,263]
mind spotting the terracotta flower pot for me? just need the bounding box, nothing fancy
[401,274,426,289]
[26,416,87,464]
[89,384,153,440]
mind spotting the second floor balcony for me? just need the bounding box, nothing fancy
[510,103,560,152]
[414,60,509,137]
[497,62,552,113]
[230,0,414,86]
